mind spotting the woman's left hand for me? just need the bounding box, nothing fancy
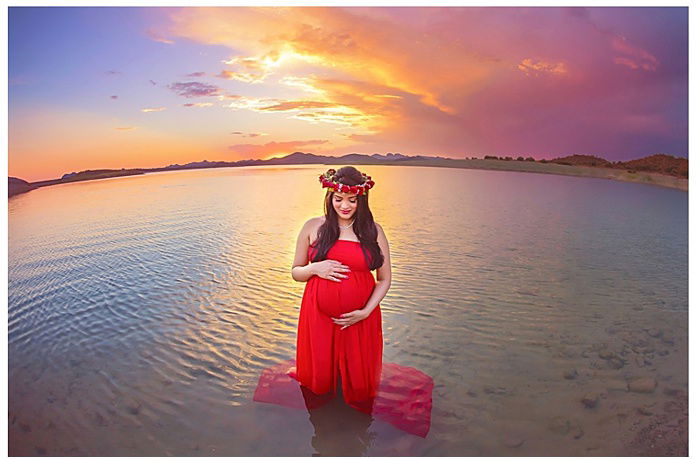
[332,309,369,330]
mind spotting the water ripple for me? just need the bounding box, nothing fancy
[8,165,687,456]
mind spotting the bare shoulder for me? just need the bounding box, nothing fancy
[312,216,325,228]
[306,216,325,244]
[302,216,324,228]
[375,222,388,240]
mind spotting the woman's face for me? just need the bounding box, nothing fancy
[332,191,358,221]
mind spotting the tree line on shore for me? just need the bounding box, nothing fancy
[475,153,687,179]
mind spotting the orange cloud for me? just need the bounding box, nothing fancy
[219,80,390,130]
[215,69,265,83]
[154,7,686,160]
[291,109,368,127]
[518,58,568,77]
[162,7,493,115]
[257,100,339,111]
[141,107,166,112]
[611,35,658,71]
[614,57,639,70]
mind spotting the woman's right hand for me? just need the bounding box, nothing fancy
[313,259,350,282]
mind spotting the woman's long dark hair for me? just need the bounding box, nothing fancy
[311,166,384,271]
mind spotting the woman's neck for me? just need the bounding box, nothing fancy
[338,216,354,227]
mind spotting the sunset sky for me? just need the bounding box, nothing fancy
[8,6,688,182]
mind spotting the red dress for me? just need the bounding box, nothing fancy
[253,238,433,437]
[294,239,383,410]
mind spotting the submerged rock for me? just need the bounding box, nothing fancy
[581,392,599,408]
[503,437,525,448]
[646,328,663,338]
[628,378,657,393]
[598,350,615,360]
[547,416,571,435]
[563,369,578,380]
[94,412,108,427]
[483,385,509,395]
[124,398,142,415]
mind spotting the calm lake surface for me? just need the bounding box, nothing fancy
[8,164,688,456]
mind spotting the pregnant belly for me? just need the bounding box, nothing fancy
[315,272,374,317]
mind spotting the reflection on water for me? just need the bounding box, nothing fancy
[302,385,376,456]
[8,165,687,455]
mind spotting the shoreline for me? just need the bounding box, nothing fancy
[9,158,688,198]
[353,158,688,192]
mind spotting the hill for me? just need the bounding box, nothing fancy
[541,153,687,178]
[8,177,38,197]
[614,154,687,178]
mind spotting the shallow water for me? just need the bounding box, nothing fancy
[8,164,687,455]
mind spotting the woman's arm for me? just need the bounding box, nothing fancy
[291,218,319,282]
[333,222,392,329]
[360,222,392,316]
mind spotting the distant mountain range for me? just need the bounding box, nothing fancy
[8,151,687,197]
[154,151,446,170]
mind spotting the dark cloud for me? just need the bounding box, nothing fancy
[167,81,221,98]
[231,131,265,137]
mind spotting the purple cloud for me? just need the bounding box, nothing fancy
[167,81,221,98]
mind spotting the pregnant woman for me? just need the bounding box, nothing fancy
[290,166,391,412]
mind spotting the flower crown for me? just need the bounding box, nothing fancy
[319,168,375,195]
